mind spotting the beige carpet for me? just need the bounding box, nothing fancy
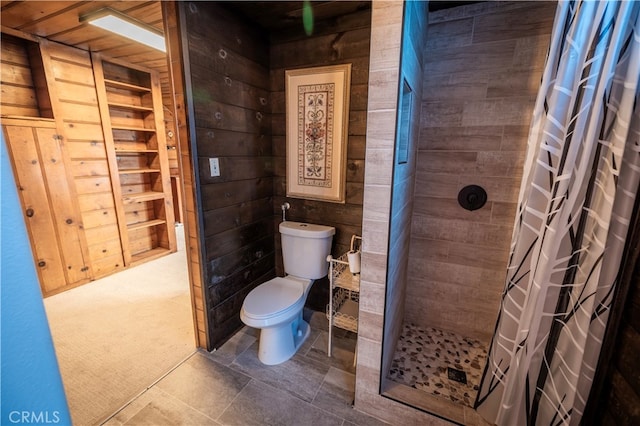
[44,225,196,426]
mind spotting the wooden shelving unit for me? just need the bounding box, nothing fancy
[93,54,176,267]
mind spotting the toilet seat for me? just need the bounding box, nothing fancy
[242,276,306,320]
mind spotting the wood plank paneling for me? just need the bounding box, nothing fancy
[3,122,68,294]
[183,1,274,349]
[178,1,371,349]
[271,5,371,312]
[2,1,184,264]
[2,115,96,294]
[1,33,40,117]
[92,53,177,266]
[2,1,165,72]
[164,0,207,347]
[33,125,91,284]
[4,1,181,196]
[65,140,107,159]
[39,39,125,278]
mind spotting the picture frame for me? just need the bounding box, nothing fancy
[285,64,351,203]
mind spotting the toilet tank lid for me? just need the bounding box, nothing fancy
[279,221,335,238]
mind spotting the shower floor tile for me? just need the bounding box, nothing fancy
[387,323,488,407]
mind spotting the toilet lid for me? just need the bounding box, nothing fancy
[243,277,305,319]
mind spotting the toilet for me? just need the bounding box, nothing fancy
[241,221,335,365]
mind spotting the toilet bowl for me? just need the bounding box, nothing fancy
[240,221,335,365]
[241,276,311,365]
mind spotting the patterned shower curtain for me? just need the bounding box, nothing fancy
[475,1,640,425]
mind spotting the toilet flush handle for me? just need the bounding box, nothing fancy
[281,202,290,221]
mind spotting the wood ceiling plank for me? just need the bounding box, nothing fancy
[137,59,170,70]
[75,32,136,52]
[2,1,81,29]
[47,25,112,50]
[17,1,118,37]
[1,1,20,10]
[100,43,166,63]
[51,3,163,61]
[120,2,163,31]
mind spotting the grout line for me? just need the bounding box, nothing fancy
[310,363,328,404]
[215,377,254,422]
[98,349,199,425]
[156,347,254,424]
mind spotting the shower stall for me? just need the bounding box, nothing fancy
[378,0,557,420]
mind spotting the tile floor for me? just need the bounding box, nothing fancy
[387,323,488,407]
[103,310,388,426]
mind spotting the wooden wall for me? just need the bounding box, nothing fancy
[2,34,127,294]
[181,2,275,348]
[0,34,49,118]
[40,40,125,280]
[1,31,183,296]
[3,118,87,295]
[178,1,372,347]
[271,5,371,312]
[404,1,556,342]
[163,0,207,348]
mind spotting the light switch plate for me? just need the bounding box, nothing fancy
[209,158,220,177]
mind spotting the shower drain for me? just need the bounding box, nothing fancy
[447,367,468,384]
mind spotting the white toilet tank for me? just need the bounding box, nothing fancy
[280,221,335,279]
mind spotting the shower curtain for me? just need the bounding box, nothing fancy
[475,1,640,425]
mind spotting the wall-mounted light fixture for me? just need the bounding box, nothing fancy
[80,8,166,52]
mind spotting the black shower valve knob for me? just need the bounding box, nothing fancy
[458,185,487,211]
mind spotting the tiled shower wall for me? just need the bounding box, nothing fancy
[355,2,449,424]
[381,0,428,383]
[405,1,556,342]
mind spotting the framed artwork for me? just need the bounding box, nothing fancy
[285,64,351,203]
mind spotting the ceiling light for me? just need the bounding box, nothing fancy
[80,8,166,52]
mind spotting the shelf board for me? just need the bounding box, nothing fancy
[108,102,154,112]
[118,168,161,174]
[127,218,166,231]
[115,149,159,153]
[122,191,165,204]
[1,115,56,123]
[104,78,151,93]
[111,125,156,132]
[130,247,172,266]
